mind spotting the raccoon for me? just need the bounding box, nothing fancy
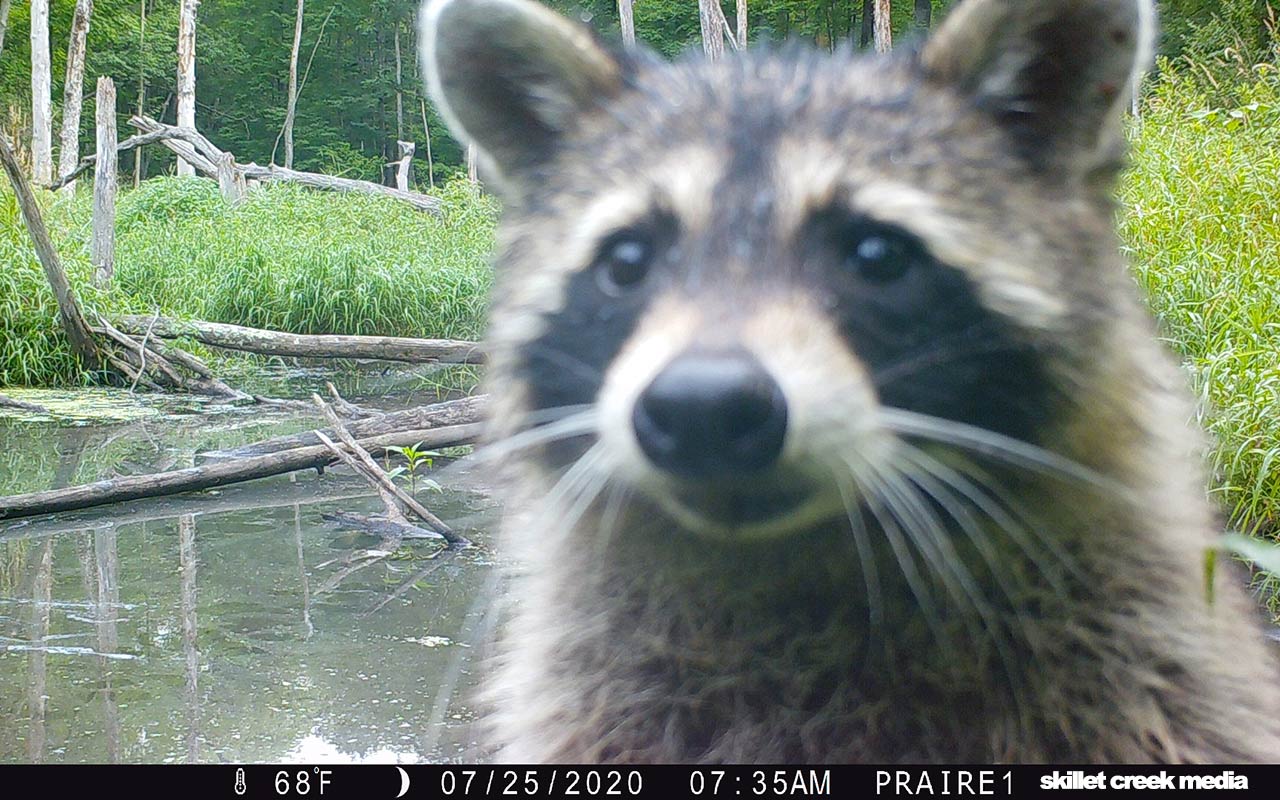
[421,0,1280,762]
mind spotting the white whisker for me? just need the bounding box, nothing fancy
[471,407,599,464]
[877,407,1116,492]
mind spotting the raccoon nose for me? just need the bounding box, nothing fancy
[633,350,788,478]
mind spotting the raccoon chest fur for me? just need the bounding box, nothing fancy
[423,0,1280,763]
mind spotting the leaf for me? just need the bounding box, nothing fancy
[1222,533,1280,577]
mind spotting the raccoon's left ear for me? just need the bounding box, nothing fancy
[420,0,624,194]
[920,0,1155,177]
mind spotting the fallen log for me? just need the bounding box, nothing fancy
[46,126,195,191]
[0,422,483,521]
[242,163,441,215]
[130,116,441,214]
[112,315,482,365]
[204,394,487,460]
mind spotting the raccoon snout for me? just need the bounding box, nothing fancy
[632,350,788,479]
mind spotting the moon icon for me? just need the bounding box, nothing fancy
[396,766,411,798]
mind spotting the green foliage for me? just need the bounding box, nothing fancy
[1119,58,1280,534]
[388,441,441,497]
[0,176,497,387]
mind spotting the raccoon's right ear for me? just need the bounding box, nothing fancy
[420,0,624,194]
[921,0,1155,177]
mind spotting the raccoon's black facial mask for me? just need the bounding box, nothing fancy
[517,213,678,451]
[802,207,1055,447]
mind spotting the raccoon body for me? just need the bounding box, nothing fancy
[422,0,1280,762]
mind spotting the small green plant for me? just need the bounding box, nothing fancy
[388,442,441,497]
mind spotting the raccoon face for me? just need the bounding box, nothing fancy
[422,0,1154,539]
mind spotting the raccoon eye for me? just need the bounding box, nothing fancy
[595,234,654,296]
[843,228,918,284]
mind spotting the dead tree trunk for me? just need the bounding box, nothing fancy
[127,115,442,213]
[30,0,53,184]
[698,0,725,60]
[874,0,892,53]
[419,100,434,190]
[394,141,414,192]
[0,132,101,370]
[176,0,198,177]
[215,152,244,203]
[466,144,477,184]
[205,394,486,460]
[0,0,13,61]
[736,0,748,48]
[283,0,304,169]
[111,315,481,363]
[394,21,405,143]
[58,0,94,195]
[134,0,147,187]
[618,0,635,48]
[92,77,117,288]
[244,163,439,213]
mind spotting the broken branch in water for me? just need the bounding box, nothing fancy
[313,426,443,541]
[312,393,464,544]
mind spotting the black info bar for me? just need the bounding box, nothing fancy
[0,765,1274,799]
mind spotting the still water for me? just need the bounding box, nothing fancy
[0,378,498,763]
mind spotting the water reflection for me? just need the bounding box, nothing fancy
[1,418,496,764]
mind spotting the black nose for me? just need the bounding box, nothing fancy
[633,350,788,478]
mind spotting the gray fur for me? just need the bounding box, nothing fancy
[422,0,1280,762]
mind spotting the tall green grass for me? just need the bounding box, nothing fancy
[1120,59,1280,535]
[0,177,497,387]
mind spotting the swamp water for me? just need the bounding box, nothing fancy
[0,373,498,763]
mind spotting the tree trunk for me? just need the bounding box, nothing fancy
[175,0,198,177]
[0,0,13,62]
[92,77,117,288]
[30,0,53,184]
[134,0,147,187]
[394,21,404,143]
[860,0,874,48]
[58,0,94,195]
[466,144,477,184]
[874,0,892,53]
[618,0,635,48]
[419,99,434,190]
[913,0,931,30]
[283,0,304,169]
[394,140,414,192]
[0,132,101,371]
[698,0,725,61]
[736,0,747,48]
[215,151,244,204]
